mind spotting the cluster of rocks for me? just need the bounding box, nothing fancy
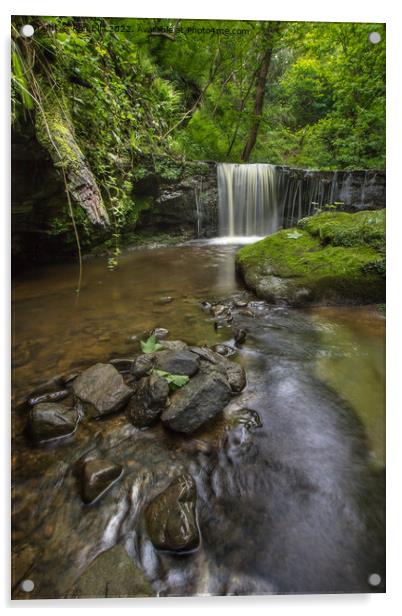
[23,330,247,556]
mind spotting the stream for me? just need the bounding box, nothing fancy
[12,241,385,597]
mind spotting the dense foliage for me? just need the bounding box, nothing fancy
[11,16,385,253]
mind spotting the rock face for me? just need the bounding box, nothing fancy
[126,374,169,428]
[72,363,133,418]
[145,474,200,553]
[68,545,155,598]
[155,350,199,377]
[236,210,386,306]
[29,403,79,443]
[80,459,123,504]
[161,371,231,433]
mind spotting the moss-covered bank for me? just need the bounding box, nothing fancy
[236,210,385,306]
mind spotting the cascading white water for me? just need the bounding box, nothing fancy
[217,163,281,239]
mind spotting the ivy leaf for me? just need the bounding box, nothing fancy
[286,231,303,239]
[140,335,164,354]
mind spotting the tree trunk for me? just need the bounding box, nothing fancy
[241,24,280,162]
[35,96,109,227]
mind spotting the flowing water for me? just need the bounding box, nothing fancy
[12,242,385,597]
[216,163,383,237]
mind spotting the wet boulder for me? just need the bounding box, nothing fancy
[145,474,200,553]
[126,373,169,428]
[160,340,188,352]
[72,363,133,418]
[29,402,79,443]
[155,350,199,377]
[68,545,155,597]
[212,344,236,357]
[80,458,123,504]
[131,354,154,379]
[161,371,231,433]
[189,347,246,393]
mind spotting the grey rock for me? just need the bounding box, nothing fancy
[72,363,133,418]
[151,327,169,340]
[145,474,200,553]
[68,545,155,598]
[160,340,188,351]
[30,403,79,443]
[80,458,123,504]
[190,347,246,393]
[211,304,227,317]
[155,350,199,377]
[131,354,154,379]
[126,374,169,428]
[28,389,69,406]
[162,371,231,433]
[212,344,236,357]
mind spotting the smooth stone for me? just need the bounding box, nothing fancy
[73,363,133,418]
[68,545,155,598]
[28,389,69,406]
[80,458,123,504]
[154,296,173,305]
[151,327,169,340]
[131,354,154,379]
[155,350,199,377]
[234,299,249,308]
[29,402,79,443]
[211,304,227,317]
[212,344,236,358]
[161,371,231,433]
[145,474,200,553]
[126,374,169,428]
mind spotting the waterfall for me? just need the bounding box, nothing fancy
[217,163,280,238]
[216,163,384,239]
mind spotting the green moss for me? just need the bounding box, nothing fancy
[236,210,385,305]
[298,209,385,251]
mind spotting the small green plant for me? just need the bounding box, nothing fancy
[140,334,164,354]
[153,369,190,391]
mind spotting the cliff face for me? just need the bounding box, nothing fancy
[11,136,386,267]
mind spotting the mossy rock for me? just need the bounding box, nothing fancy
[236,210,385,306]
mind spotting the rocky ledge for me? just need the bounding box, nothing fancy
[236,209,385,306]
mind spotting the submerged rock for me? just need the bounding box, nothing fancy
[126,373,169,428]
[80,458,123,504]
[29,403,79,443]
[162,371,231,433]
[145,474,200,553]
[72,363,133,418]
[68,545,155,598]
[155,350,199,377]
[28,390,69,406]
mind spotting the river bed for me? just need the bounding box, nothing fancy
[11,242,385,597]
